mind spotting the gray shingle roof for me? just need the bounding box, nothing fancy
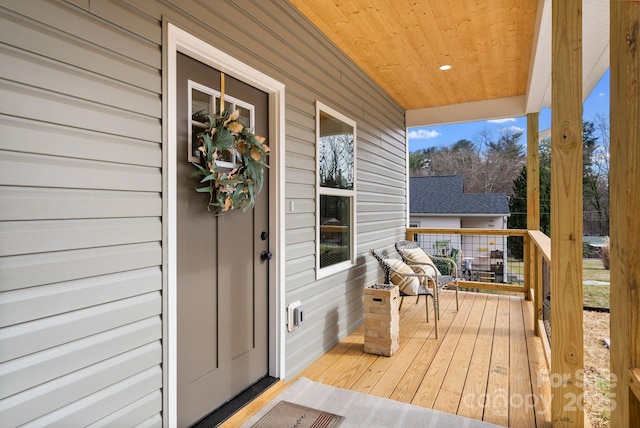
[410,175,510,215]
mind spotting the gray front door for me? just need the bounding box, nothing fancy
[176,53,270,427]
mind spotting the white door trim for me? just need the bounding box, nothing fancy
[163,21,286,427]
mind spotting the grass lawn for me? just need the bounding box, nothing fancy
[584,284,610,308]
[584,258,611,281]
[583,258,610,309]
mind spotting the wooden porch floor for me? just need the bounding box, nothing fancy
[224,290,552,427]
[298,289,552,427]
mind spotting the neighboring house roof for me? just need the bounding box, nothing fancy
[410,175,510,215]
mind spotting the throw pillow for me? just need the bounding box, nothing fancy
[402,248,440,284]
[385,258,420,295]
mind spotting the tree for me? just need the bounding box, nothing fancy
[319,134,353,189]
[409,129,525,195]
[409,148,432,176]
[508,119,611,258]
[584,115,610,235]
[508,139,551,258]
[508,139,552,232]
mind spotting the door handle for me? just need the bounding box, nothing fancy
[260,250,272,261]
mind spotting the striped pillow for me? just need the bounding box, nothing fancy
[401,248,440,281]
[385,258,420,295]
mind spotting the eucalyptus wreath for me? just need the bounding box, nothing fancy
[192,109,269,214]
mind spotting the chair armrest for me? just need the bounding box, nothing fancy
[403,260,441,281]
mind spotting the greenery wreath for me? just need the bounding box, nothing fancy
[192,109,269,214]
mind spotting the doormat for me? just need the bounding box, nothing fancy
[251,400,344,428]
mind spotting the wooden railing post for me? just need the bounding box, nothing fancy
[610,1,640,425]
[523,234,531,301]
[530,242,539,335]
[551,0,584,425]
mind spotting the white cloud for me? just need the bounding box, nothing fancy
[598,92,605,97]
[487,118,516,124]
[408,129,441,140]
[504,126,524,133]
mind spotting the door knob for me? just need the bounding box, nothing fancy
[260,250,272,261]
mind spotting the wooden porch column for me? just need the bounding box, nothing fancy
[551,0,584,426]
[527,112,540,232]
[527,113,541,327]
[610,1,640,426]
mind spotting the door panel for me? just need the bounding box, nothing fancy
[176,52,269,427]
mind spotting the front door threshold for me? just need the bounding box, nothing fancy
[192,376,279,427]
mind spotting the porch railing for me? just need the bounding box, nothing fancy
[528,230,551,367]
[407,227,552,367]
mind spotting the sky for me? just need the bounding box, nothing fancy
[408,69,610,152]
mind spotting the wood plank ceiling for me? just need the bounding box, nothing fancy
[289,0,538,111]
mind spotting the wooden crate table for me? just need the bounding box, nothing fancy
[363,284,399,356]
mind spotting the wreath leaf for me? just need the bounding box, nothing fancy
[192,109,269,215]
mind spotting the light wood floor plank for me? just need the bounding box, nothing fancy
[483,296,511,425]
[223,292,552,427]
[310,332,367,386]
[509,297,536,426]
[356,290,453,399]
[387,291,471,403]
[298,326,363,383]
[219,380,287,427]
[522,293,553,427]
[350,337,423,394]
[432,293,488,415]
[410,292,479,408]
[456,294,499,421]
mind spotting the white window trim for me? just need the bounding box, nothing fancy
[315,101,357,279]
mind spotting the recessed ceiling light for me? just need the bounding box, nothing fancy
[439,64,452,71]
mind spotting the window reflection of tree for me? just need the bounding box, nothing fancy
[319,134,354,190]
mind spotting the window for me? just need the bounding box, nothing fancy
[316,102,356,277]
[188,80,255,167]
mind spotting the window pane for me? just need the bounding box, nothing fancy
[319,112,354,190]
[319,195,351,268]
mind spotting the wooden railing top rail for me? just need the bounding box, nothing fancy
[406,227,528,238]
[528,230,551,262]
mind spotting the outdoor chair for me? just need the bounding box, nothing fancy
[369,248,438,338]
[394,240,460,319]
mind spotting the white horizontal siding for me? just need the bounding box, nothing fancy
[0,81,160,142]
[0,342,161,426]
[0,116,161,167]
[2,0,161,69]
[0,292,161,363]
[87,390,163,428]
[0,268,161,327]
[0,187,162,221]
[0,45,160,117]
[0,0,165,425]
[0,218,160,257]
[0,152,160,192]
[0,243,161,292]
[21,366,162,427]
[133,413,163,428]
[0,317,161,400]
[0,7,160,92]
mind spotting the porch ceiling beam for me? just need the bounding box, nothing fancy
[525,0,552,114]
[550,0,584,425]
[405,95,526,128]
